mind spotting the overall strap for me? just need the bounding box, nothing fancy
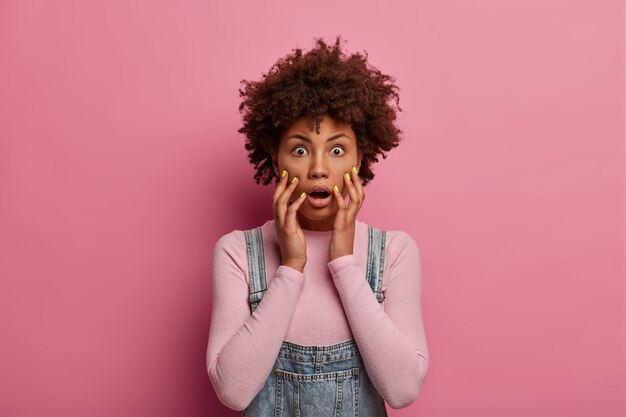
[366,226,387,303]
[244,225,386,311]
[243,227,267,313]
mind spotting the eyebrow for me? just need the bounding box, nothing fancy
[287,133,349,143]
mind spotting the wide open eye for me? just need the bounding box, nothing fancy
[331,146,345,156]
[292,146,308,156]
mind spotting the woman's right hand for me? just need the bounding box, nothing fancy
[273,170,307,272]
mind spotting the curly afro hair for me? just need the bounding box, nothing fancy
[237,36,403,186]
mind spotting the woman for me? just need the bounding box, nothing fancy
[206,36,429,416]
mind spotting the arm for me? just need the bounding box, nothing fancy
[206,231,305,411]
[328,231,429,409]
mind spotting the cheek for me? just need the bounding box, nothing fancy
[336,155,357,168]
[277,155,298,172]
[331,160,354,178]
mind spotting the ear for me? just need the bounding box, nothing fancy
[356,152,363,174]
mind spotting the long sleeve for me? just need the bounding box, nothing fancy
[206,231,305,411]
[328,231,429,409]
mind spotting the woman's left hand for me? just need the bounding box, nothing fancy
[329,166,365,261]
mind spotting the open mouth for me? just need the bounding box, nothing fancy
[309,191,330,199]
[306,190,333,208]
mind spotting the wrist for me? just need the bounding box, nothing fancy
[283,260,306,273]
[329,251,353,262]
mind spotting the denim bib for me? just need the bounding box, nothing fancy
[241,225,388,417]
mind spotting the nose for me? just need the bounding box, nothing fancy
[308,154,329,179]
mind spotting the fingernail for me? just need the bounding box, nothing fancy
[299,192,306,198]
[352,166,358,174]
[344,172,351,182]
[334,185,339,193]
[281,170,286,178]
[291,177,298,184]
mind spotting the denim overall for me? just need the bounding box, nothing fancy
[241,225,389,417]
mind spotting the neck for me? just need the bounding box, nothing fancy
[297,212,336,231]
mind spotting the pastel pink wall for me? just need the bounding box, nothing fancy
[0,1,623,416]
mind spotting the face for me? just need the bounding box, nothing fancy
[271,115,362,231]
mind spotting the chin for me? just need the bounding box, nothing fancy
[299,204,338,222]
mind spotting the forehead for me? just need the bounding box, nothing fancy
[283,115,354,137]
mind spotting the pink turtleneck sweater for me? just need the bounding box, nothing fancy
[206,218,429,411]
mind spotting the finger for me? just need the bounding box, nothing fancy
[273,170,289,224]
[350,166,365,202]
[272,169,288,207]
[276,176,299,226]
[343,171,361,217]
[332,184,346,216]
[285,190,307,231]
[345,170,364,220]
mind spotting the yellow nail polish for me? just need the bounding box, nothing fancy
[299,192,306,198]
[291,177,298,184]
[334,185,339,193]
[281,170,286,178]
[352,166,358,174]
[345,172,351,182]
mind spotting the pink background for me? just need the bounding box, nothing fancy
[0,1,623,416]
